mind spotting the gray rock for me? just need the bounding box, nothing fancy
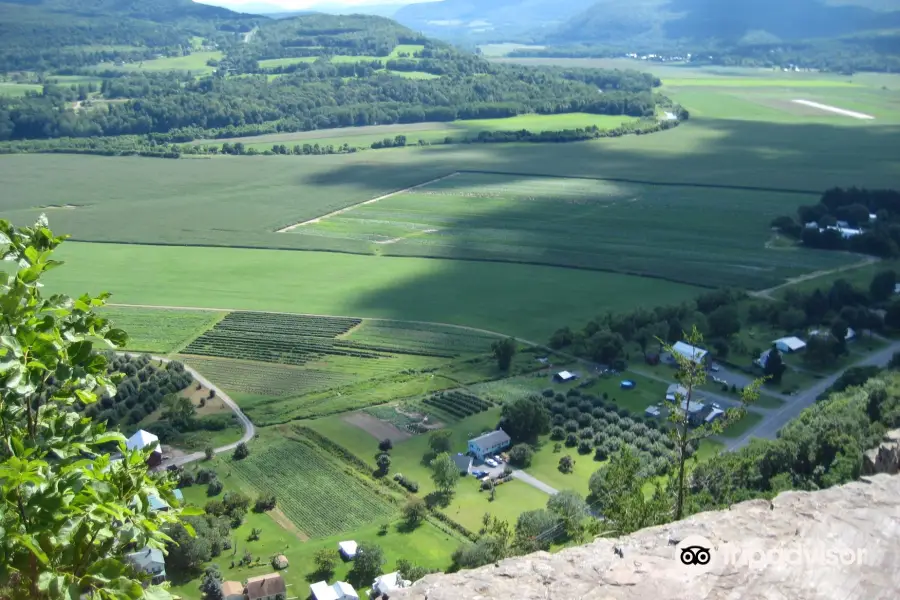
[394,474,900,600]
[863,429,900,475]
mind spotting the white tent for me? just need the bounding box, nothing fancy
[126,430,160,453]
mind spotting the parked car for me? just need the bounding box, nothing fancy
[710,363,721,372]
[485,458,498,468]
[711,402,721,410]
[493,455,503,463]
[471,470,486,478]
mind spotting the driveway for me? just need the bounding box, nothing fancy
[511,470,559,495]
[140,355,255,468]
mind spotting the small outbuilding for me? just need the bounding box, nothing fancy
[553,370,577,383]
[372,572,411,597]
[338,540,358,560]
[310,580,359,600]
[773,336,806,353]
[126,429,162,467]
[671,341,708,366]
[452,453,472,474]
[221,581,244,600]
[645,405,662,418]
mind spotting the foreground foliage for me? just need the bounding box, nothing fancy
[0,217,192,599]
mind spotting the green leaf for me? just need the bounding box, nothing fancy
[14,534,50,565]
[75,389,97,404]
[142,586,177,600]
[179,506,204,516]
[104,328,129,348]
[87,558,128,583]
[24,246,39,265]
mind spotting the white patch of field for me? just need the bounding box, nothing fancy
[276,173,460,232]
[791,99,875,120]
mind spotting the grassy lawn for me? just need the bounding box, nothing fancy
[441,479,550,532]
[720,411,764,438]
[91,52,223,74]
[170,484,457,600]
[0,82,42,96]
[577,373,669,415]
[525,439,603,496]
[258,57,318,68]
[101,306,224,353]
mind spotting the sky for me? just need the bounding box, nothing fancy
[195,0,439,9]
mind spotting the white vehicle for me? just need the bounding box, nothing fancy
[710,363,721,372]
[712,402,722,410]
[493,455,503,463]
[484,458,498,468]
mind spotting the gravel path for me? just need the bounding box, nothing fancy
[511,470,559,495]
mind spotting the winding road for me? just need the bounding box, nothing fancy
[146,355,255,468]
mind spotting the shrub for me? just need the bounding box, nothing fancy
[558,455,574,473]
[206,479,223,497]
[551,414,565,426]
[564,419,579,432]
[204,447,214,461]
[554,393,566,403]
[378,438,393,452]
[578,427,594,439]
[508,443,534,468]
[578,440,593,454]
[566,388,581,398]
[233,442,249,460]
[565,433,577,447]
[577,413,592,427]
[254,493,277,512]
[578,400,593,413]
[550,426,566,441]
[542,388,555,398]
[594,447,607,461]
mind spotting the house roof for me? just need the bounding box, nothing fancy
[311,581,338,600]
[468,429,511,451]
[173,489,184,502]
[246,573,286,600]
[665,383,687,400]
[705,408,725,422]
[452,454,472,471]
[679,399,706,414]
[645,406,661,416]
[126,430,160,452]
[774,336,806,351]
[148,495,169,511]
[221,581,244,597]
[555,370,576,380]
[374,572,407,594]
[333,581,357,598]
[338,540,358,557]
[672,341,708,364]
[126,547,165,571]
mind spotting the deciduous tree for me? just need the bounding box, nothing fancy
[430,452,459,495]
[491,337,517,371]
[0,218,190,599]
[500,395,550,442]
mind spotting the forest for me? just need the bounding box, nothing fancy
[772,188,900,257]
[0,63,660,143]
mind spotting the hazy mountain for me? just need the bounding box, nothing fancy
[393,0,596,40]
[392,0,900,44]
[546,0,900,45]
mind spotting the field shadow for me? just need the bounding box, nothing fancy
[297,118,899,336]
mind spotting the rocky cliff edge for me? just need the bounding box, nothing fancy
[394,472,900,600]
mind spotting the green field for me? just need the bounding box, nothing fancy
[0,82,42,96]
[295,170,855,288]
[91,51,223,74]
[212,113,639,151]
[45,243,703,341]
[257,56,318,68]
[229,432,396,538]
[101,306,223,353]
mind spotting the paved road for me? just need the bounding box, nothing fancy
[727,340,900,450]
[511,469,559,495]
[141,355,255,468]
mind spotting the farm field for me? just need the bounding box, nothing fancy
[204,113,640,151]
[229,431,397,538]
[171,467,458,600]
[295,170,856,288]
[101,306,224,353]
[0,82,42,96]
[89,51,223,74]
[46,242,704,341]
[257,56,318,68]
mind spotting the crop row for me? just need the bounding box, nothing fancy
[231,438,394,538]
[422,390,490,419]
[221,312,360,337]
[334,339,456,358]
[182,357,355,397]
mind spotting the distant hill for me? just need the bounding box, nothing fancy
[392,0,596,40]
[546,0,900,46]
[392,0,900,45]
[0,0,261,71]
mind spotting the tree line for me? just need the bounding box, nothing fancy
[773,187,900,258]
[548,269,900,377]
